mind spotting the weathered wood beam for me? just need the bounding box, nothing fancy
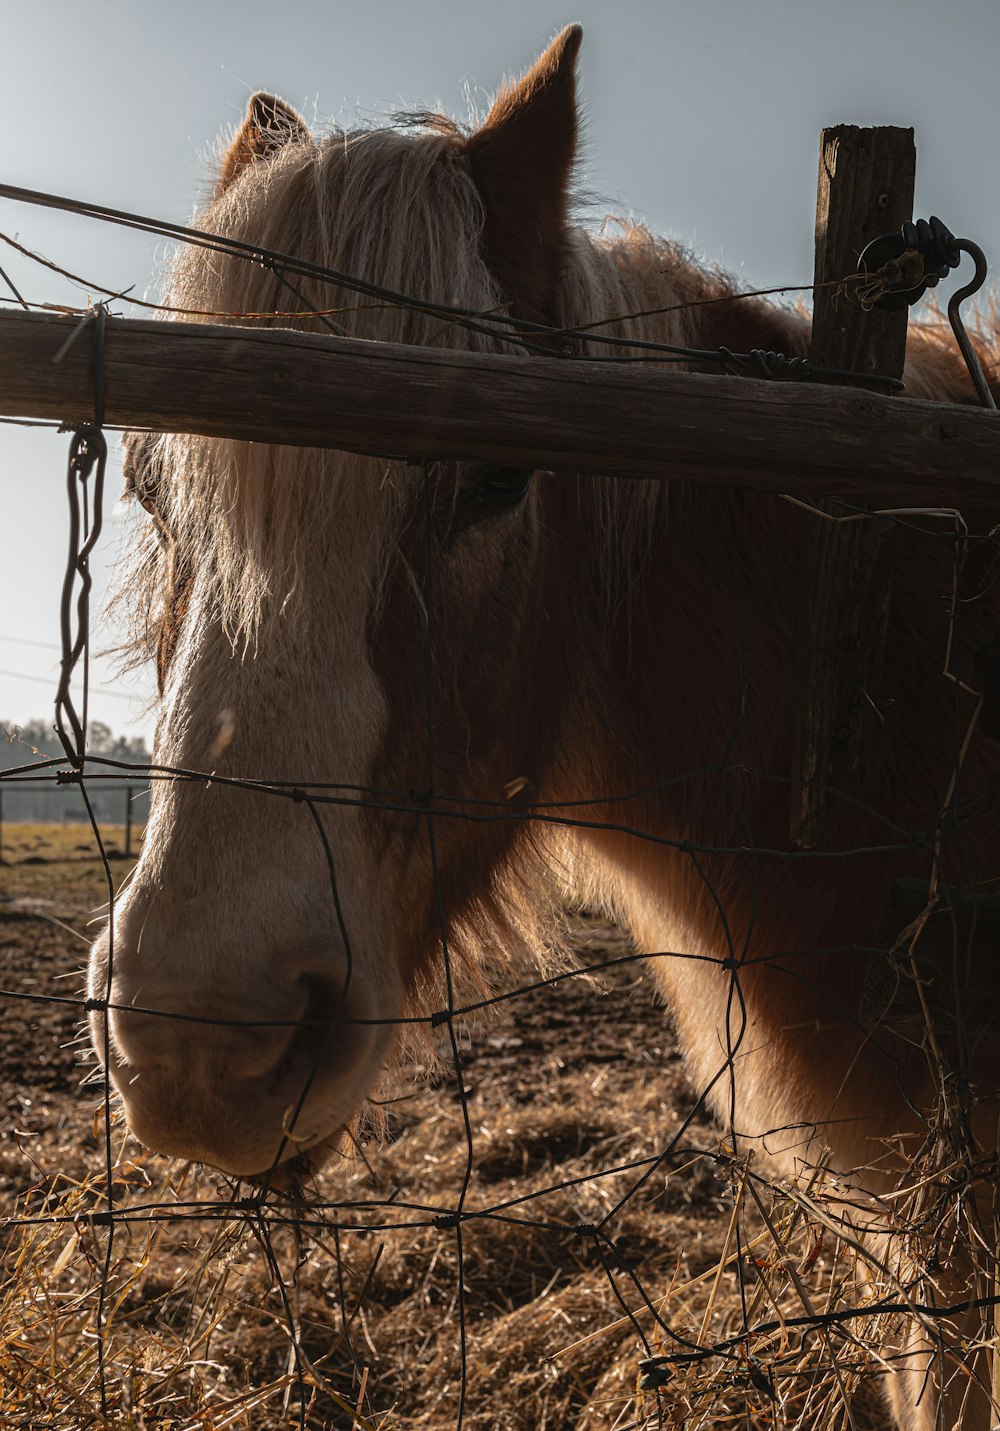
[0,308,998,504]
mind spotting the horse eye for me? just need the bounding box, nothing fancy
[134,484,159,517]
[128,469,173,546]
[131,477,167,530]
[461,465,533,520]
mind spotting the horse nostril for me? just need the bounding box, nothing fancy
[274,972,360,1090]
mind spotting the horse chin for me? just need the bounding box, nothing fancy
[240,1129,347,1193]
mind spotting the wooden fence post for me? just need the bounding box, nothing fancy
[790,125,916,847]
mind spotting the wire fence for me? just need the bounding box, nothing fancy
[0,179,999,1431]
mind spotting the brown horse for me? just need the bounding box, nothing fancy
[89,27,1000,1428]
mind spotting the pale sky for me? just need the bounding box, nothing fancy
[2,0,998,745]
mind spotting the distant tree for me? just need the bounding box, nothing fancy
[0,718,151,824]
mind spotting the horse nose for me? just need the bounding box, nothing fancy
[98,970,370,1175]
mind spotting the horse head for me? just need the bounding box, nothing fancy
[88,28,587,1177]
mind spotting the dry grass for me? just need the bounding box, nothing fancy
[0,1106,898,1430]
[0,825,989,1429]
[0,820,145,907]
[1,822,136,862]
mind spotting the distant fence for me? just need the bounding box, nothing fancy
[0,781,148,861]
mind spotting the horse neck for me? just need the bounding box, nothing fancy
[536,238,814,816]
[553,226,814,604]
[565,227,813,367]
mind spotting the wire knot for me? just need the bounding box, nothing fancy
[638,1361,674,1390]
[718,346,809,381]
[856,216,959,312]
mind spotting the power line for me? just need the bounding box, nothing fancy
[0,666,139,702]
[0,632,61,651]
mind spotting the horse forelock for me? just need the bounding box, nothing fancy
[122,120,509,656]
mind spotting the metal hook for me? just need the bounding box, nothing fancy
[946,239,995,410]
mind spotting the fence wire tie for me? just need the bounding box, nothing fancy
[717,346,812,382]
[53,304,109,767]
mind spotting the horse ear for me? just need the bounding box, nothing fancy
[467,25,583,326]
[217,93,311,195]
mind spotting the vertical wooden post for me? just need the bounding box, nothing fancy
[790,125,916,847]
[124,786,133,860]
[0,787,4,866]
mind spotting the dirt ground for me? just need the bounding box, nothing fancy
[0,824,890,1430]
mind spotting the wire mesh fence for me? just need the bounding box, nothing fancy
[2,92,1000,1431]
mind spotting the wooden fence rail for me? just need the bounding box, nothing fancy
[0,308,998,505]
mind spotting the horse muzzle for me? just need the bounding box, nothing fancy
[88,937,393,1177]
